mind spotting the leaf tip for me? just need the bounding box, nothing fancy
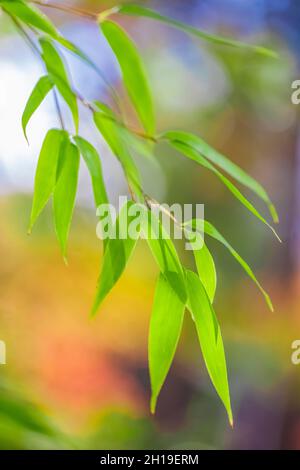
[150,395,157,415]
[270,204,279,224]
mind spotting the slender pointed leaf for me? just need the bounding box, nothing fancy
[140,207,187,304]
[22,75,53,142]
[162,130,278,223]
[29,129,67,231]
[53,140,80,260]
[119,4,276,58]
[149,274,185,413]
[193,242,217,303]
[169,140,280,241]
[100,20,155,135]
[94,110,142,199]
[91,201,138,316]
[186,269,232,425]
[40,38,78,133]
[1,0,59,38]
[186,218,273,311]
[74,136,109,208]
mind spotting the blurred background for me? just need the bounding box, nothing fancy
[0,0,300,450]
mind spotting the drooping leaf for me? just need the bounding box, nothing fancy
[100,20,155,135]
[29,129,67,232]
[186,269,232,425]
[53,140,80,260]
[94,109,142,199]
[56,36,118,102]
[22,75,53,142]
[140,207,187,304]
[39,38,78,133]
[74,136,109,208]
[1,0,59,38]
[162,130,278,223]
[185,219,273,311]
[193,242,217,304]
[149,274,185,413]
[168,140,280,241]
[119,4,277,58]
[91,201,138,316]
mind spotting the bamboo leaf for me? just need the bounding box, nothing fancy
[94,109,142,199]
[1,0,59,38]
[29,129,67,232]
[162,130,278,223]
[193,242,217,304]
[119,4,277,58]
[53,140,80,260]
[91,201,138,316]
[186,269,232,425]
[100,20,155,135]
[22,75,53,142]
[74,136,109,208]
[186,219,273,311]
[39,38,78,133]
[168,140,280,241]
[140,208,187,304]
[149,274,185,413]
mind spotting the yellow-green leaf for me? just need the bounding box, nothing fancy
[100,20,155,135]
[140,208,187,304]
[91,201,138,316]
[40,38,78,133]
[29,129,67,232]
[149,274,185,413]
[119,4,276,58]
[22,75,53,142]
[1,0,59,38]
[169,140,280,241]
[185,218,273,311]
[162,130,278,223]
[74,136,109,208]
[186,269,232,425]
[94,108,142,199]
[53,140,80,260]
[193,242,217,304]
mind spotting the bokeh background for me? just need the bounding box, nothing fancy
[0,0,300,450]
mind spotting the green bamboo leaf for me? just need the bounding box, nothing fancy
[168,140,280,242]
[53,140,79,260]
[186,218,273,311]
[74,136,109,208]
[186,269,233,425]
[119,4,277,58]
[22,75,53,142]
[140,207,187,304]
[1,0,59,38]
[29,128,67,232]
[100,20,155,135]
[193,242,217,304]
[149,274,185,413]
[162,130,278,223]
[39,38,78,133]
[91,201,138,316]
[94,109,142,199]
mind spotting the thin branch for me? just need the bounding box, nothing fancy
[52,88,65,130]
[30,0,97,20]
[8,14,41,56]
[9,15,66,130]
